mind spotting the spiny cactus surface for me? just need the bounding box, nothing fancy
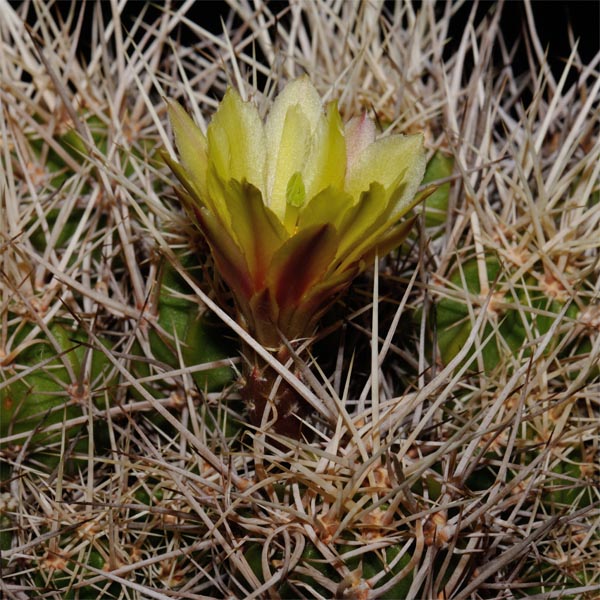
[0,1,598,599]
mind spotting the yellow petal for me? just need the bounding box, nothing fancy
[344,113,376,172]
[302,101,346,200]
[265,77,322,215]
[297,186,354,231]
[222,180,287,290]
[266,105,312,219]
[167,100,208,201]
[346,133,427,216]
[207,87,265,191]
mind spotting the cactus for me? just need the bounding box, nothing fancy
[162,77,426,439]
[1,2,598,599]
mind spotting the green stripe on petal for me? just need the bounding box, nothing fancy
[268,224,339,310]
[286,171,306,208]
[283,171,307,232]
[267,105,312,219]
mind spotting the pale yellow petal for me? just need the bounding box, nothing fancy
[302,101,346,200]
[346,133,427,215]
[344,113,376,173]
[267,105,312,219]
[265,77,322,209]
[207,87,265,190]
[167,100,208,200]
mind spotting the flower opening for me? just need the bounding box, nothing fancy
[164,77,427,346]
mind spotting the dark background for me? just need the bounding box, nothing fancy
[446,1,599,76]
[12,1,600,78]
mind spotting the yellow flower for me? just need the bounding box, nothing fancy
[164,77,426,347]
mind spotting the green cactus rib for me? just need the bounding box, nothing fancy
[434,256,582,373]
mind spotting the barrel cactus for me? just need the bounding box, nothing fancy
[1,1,598,599]
[163,76,426,438]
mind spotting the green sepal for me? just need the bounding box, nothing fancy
[160,149,205,208]
[333,179,420,275]
[358,214,418,269]
[335,181,395,264]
